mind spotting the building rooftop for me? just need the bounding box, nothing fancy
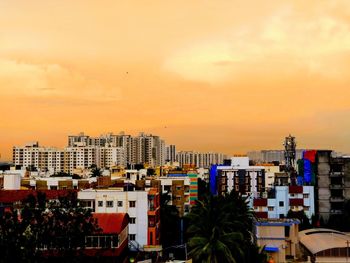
[299,228,350,255]
[92,213,128,234]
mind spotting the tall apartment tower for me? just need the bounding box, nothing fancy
[68,132,91,147]
[13,142,65,173]
[166,145,176,163]
[176,151,225,168]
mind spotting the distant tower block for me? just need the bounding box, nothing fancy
[284,134,296,172]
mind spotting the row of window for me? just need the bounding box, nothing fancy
[290,193,310,198]
[98,200,136,208]
[255,206,310,211]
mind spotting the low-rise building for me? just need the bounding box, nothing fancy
[209,157,265,198]
[77,187,161,251]
[253,185,315,220]
[254,218,299,263]
[299,228,350,262]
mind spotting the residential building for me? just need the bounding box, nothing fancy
[158,172,198,216]
[254,218,299,263]
[247,149,304,164]
[84,213,129,258]
[77,187,161,251]
[253,185,315,220]
[165,145,176,163]
[209,157,265,198]
[298,150,350,221]
[176,151,225,168]
[96,146,126,168]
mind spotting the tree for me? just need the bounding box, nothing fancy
[186,191,267,263]
[90,165,102,177]
[187,194,244,263]
[147,168,156,176]
[286,209,311,231]
[160,192,180,248]
[197,178,210,201]
[0,192,99,262]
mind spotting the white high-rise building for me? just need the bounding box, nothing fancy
[176,151,225,168]
[13,142,65,173]
[166,145,176,163]
[96,147,126,168]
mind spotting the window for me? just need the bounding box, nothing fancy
[98,201,103,207]
[117,201,123,207]
[129,217,136,224]
[106,201,113,208]
[279,201,284,207]
[303,194,309,199]
[304,206,310,211]
[129,201,136,207]
[268,207,274,211]
[129,234,136,241]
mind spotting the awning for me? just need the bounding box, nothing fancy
[264,246,279,252]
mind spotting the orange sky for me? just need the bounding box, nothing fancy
[1,0,350,161]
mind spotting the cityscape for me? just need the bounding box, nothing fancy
[2,133,350,262]
[1,1,350,263]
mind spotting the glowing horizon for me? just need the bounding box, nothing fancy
[1,0,350,160]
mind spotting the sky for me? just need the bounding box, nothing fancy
[1,0,350,161]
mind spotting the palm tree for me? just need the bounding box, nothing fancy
[187,195,245,263]
[90,164,102,177]
[186,190,267,263]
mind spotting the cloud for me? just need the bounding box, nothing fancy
[0,59,121,103]
[163,4,350,83]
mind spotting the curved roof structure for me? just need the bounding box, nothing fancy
[299,228,350,255]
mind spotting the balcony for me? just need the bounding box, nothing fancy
[329,184,344,189]
[330,209,343,214]
[330,196,345,202]
[330,172,344,177]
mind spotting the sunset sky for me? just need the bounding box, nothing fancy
[1,0,350,161]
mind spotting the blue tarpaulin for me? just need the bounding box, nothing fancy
[209,165,218,195]
[297,175,304,186]
[264,246,279,252]
[304,159,312,184]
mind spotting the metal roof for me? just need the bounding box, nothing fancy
[299,228,350,255]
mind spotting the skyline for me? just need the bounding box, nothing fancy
[1,1,350,160]
[1,130,346,162]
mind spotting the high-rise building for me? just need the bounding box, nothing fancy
[165,145,176,163]
[247,150,304,164]
[176,151,225,168]
[13,142,65,173]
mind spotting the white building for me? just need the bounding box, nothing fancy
[77,188,150,250]
[166,145,176,163]
[96,146,126,168]
[253,185,315,220]
[176,151,225,168]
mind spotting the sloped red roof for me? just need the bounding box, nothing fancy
[0,190,75,203]
[253,198,267,206]
[289,186,303,194]
[255,212,268,218]
[92,213,129,234]
[289,198,304,206]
